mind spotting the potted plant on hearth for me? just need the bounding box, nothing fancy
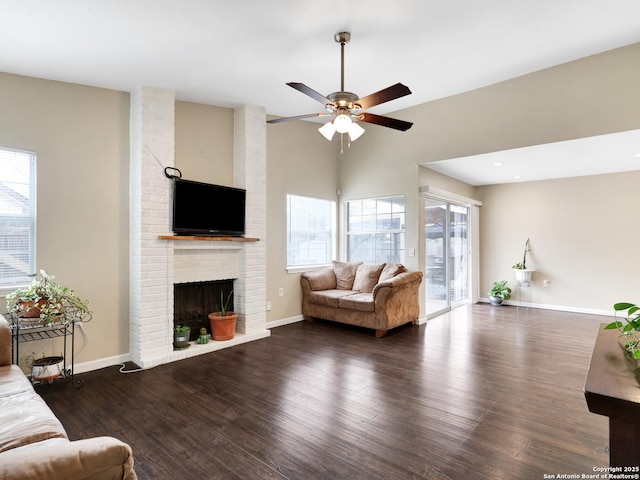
[6,270,92,326]
[208,291,237,341]
[173,325,191,350]
[488,280,511,306]
[512,238,534,283]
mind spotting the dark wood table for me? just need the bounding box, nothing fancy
[584,324,640,467]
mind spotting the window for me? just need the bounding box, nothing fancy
[0,147,36,287]
[347,195,405,264]
[287,194,335,268]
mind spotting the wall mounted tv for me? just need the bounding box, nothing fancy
[172,178,246,237]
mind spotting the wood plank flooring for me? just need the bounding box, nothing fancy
[37,305,610,479]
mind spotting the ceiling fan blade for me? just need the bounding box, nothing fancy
[286,82,332,106]
[358,112,413,131]
[267,113,330,124]
[356,83,412,110]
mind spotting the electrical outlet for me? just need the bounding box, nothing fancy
[278,288,284,297]
[266,301,272,311]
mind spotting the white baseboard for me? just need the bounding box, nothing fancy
[74,353,133,375]
[478,297,613,317]
[267,315,304,330]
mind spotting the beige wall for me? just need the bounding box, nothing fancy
[341,42,640,314]
[0,72,131,364]
[266,118,339,322]
[477,171,640,311]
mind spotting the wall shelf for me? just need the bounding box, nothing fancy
[159,235,259,242]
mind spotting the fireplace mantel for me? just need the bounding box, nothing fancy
[159,235,260,242]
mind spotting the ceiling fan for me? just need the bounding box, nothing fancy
[267,32,413,144]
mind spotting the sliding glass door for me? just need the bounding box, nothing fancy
[425,198,470,317]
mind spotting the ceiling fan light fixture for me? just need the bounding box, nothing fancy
[318,121,336,141]
[333,113,352,133]
[348,122,365,141]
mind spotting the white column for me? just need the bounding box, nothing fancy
[233,105,267,334]
[129,86,175,368]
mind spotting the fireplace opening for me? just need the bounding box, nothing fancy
[174,280,234,341]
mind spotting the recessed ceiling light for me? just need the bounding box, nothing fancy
[513,175,523,179]
[634,153,640,158]
[493,162,504,167]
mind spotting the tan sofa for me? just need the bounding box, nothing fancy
[301,261,423,337]
[0,315,137,480]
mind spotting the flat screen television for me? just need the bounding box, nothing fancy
[172,178,246,237]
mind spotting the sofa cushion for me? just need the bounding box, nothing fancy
[305,268,337,291]
[338,293,375,313]
[0,389,67,453]
[378,263,407,283]
[308,289,358,308]
[0,365,34,398]
[352,263,385,293]
[332,261,362,290]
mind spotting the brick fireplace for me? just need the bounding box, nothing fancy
[129,87,269,369]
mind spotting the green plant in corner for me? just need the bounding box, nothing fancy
[174,325,190,333]
[488,280,511,300]
[604,302,640,359]
[512,238,531,270]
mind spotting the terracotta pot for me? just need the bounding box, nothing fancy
[19,299,48,318]
[208,312,238,341]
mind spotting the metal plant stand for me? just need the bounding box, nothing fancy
[10,317,84,388]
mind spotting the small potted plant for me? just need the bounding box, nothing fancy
[208,290,237,341]
[488,280,511,306]
[512,238,534,283]
[6,270,92,326]
[173,324,191,350]
[604,302,640,359]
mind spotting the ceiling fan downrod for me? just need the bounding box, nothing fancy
[334,32,350,93]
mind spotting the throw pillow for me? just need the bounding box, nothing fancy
[352,263,386,293]
[332,261,362,290]
[378,263,407,283]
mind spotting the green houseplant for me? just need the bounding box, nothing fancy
[6,270,92,326]
[488,280,511,306]
[512,238,533,283]
[512,238,531,270]
[208,290,237,341]
[173,324,191,349]
[604,302,640,359]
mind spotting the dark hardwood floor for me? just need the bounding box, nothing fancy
[37,304,609,479]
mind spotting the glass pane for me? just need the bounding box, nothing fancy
[449,205,469,304]
[346,195,406,264]
[425,199,447,316]
[0,147,36,285]
[287,195,334,267]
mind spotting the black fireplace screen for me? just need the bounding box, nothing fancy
[173,280,234,340]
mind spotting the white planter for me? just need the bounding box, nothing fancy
[513,269,534,283]
[31,356,64,383]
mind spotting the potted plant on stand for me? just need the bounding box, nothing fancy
[512,238,534,283]
[208,291,237,341]
[488,280,511,306]
[6,270,92,326]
